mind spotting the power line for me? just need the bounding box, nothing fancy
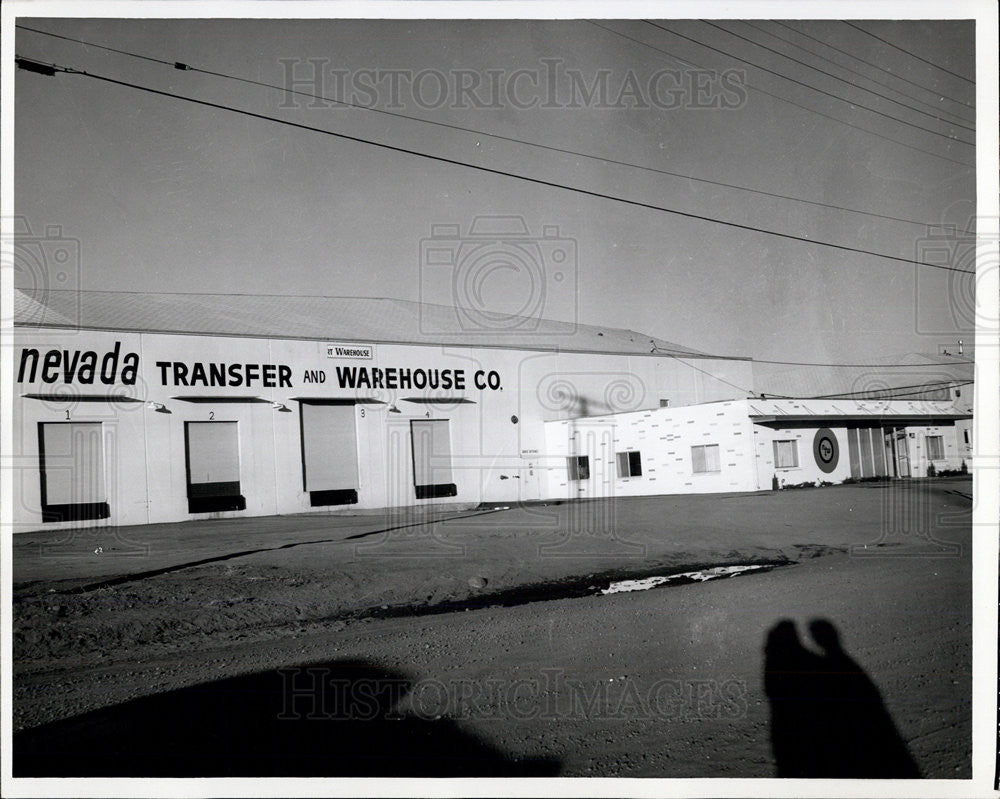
[644,21,973,147]
[13,23,940,229]
[773,21,974,111]
[747,21,975,126]
[587,21,973,168]
[842,22,975,85]
[701,20,974,133]
[804,379,972,400]
[16,57,976,276]
[660,352,759,397]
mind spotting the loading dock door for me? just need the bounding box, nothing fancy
[185,421,246,513]
[411,419,457,499]
[38,422,110,522]
[300,403,359,506]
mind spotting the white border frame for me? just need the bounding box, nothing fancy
[2,2,997,798]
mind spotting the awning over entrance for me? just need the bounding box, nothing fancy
[748,397,971,427]
[751,413,971,426]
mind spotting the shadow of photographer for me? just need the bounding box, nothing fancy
[763,618,920,778]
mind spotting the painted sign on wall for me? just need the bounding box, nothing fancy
[326,343,374,360]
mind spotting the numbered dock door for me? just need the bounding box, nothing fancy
[299,402,359,506]
[38,422,110,522]
[410,419,457,499]
[185,421,246,513]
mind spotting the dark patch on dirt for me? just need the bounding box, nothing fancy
[334,557,792,623]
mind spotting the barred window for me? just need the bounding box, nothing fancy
[925,435,945,461]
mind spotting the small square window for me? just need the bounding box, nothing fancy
[567,455,590,481]
[772,439,799,469]
[617,451,643,478]
[659,399,670,408]
[691,444,720,474]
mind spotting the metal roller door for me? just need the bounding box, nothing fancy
[410,419,457,499]
[185,421,246,513]
[300,402,359,506]
[38,422,110,522]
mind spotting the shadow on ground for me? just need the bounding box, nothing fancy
[14,659,559,777]
[764,618,921,778]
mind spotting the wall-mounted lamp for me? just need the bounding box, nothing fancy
[388,404,401,414]
[271,402,291,412]
[146,401,170,414]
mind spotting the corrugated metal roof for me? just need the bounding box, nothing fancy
[13,288,735,358]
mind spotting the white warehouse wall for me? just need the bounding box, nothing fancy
[12,327,753,532]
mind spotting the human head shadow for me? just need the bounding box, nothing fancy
[14,658,560,777]
[763,618,920,778]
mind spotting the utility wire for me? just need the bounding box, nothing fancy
[644,21,973,147]
[587,21,972,168]
[16,57,977,276]
[803,379,972,400]
[660,352,759,397]
[747,21,975,126]
[773,21,974,111]
[842,22,975,85]
[701,20,974,133]
[14,23,941,229]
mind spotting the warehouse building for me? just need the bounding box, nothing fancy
[11,288,971,533]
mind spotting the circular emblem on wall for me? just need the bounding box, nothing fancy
[813,428,839,473]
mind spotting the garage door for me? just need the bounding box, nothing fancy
[410,419,457,499]
[185,421,246,513]
[300,402,359,506]
[38,422,110,522]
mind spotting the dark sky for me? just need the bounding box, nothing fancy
[14,16,978,367]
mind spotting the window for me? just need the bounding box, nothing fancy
[691,444,720,474]
[772,439,799,469]
[659,399,670,408]
[925,435,945,461]
[567,455,590,481]
[617,451,643,478]
[963,430,970,445]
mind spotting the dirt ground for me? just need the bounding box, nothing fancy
[12,479,972,777]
